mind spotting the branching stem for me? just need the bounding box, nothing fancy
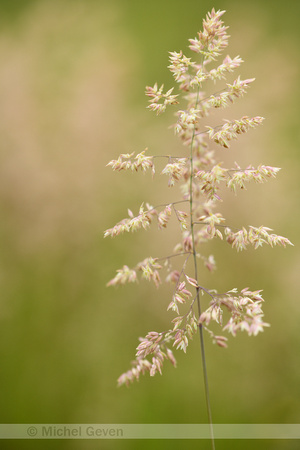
[156,251,192,263]
[189,84,215,450]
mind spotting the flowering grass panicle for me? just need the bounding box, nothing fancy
[104,8,292,445]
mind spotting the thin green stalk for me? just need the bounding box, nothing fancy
[189,85,215,450]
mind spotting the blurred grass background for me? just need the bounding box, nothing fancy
[0,0,299,449]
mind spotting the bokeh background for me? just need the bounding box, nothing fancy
[0,0,299,449]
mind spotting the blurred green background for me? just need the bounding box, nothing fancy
[0,0,299,449]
